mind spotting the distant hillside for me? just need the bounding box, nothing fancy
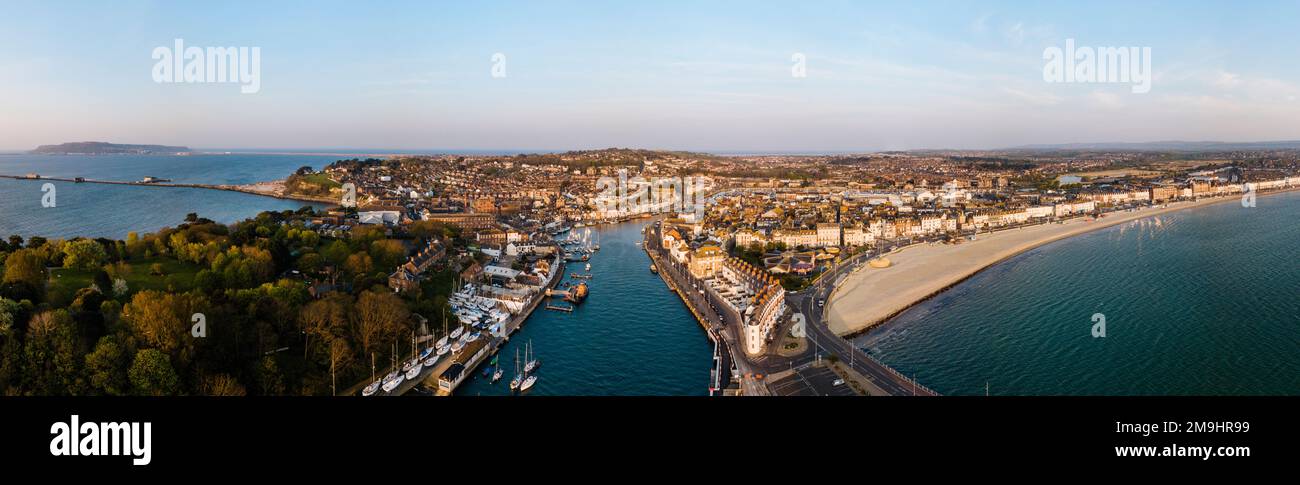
[31,142,191,155]
[1008,140,1300,152]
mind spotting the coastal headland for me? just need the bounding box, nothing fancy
[825,188,1298,337]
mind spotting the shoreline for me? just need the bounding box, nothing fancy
[826,187,1300,338]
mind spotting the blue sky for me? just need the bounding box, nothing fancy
[2,0,1299,152]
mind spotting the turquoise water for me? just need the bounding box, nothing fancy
[0,154,336,239]
[456,222,714,396]
[855,191,1300,396]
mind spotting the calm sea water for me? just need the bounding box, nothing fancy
[855,190,1300,395]
[456,222,713,396]
[0,154,337,239]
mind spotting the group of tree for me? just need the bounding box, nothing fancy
[0,207,456,396]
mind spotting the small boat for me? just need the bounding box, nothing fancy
[418,347,435,361]
[436,344,450,356]
[509,348,522,391]
[585,262,591,272]
[520,375,537,392]
[401,359,415,372]
[362,381,381,397]
[381,375,405,393]
[524,340,540,374]
[451,340,465,353]
[423,354,441,368]
[383,370,400,384]
[449,327,465,340]
[649,264,658,274]
[405,364,421,381]
[492,368,503,383]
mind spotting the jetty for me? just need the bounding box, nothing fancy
[0,174,338,205]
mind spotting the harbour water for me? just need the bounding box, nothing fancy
[456,221,713,396]
[855,190,1300,395]
[0,153,336,239]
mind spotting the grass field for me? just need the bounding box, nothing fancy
[48,257,202,306]
[299,172,341,189]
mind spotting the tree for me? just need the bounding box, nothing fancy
[62,239,108,270]
[128,349,179,396]
[93,270,113,293]
[369,240,407,271]
[84,336,129,396]
[3,249,46,288]
[344,253,373,276]
[22,310,83,395]
[353,290,408,357]
[296,253,323,274]
[122,290,206,365]
[198,373,246,396]
[300,295,349,360]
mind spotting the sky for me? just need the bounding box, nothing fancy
[2,0,1299,152]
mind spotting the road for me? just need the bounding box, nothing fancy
[792,244,940,396]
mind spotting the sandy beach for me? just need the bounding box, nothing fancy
[825,191,1286,337]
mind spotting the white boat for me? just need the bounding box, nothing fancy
[585,263,591,271]
[423,354,441,368]
[381,375,405,393]
[492,367,503,383]
[520,375,537,392]
[524,340,540,374]
[362,381,380,397]
[436,335,449,348]
[418,347,435,361]
[451,340,465,353]
[449,327,464,340]
[509,349,522,391]
[436,344,450,356]
[465,331,480,343]
[405,364,421,381]
[383,370,400,384]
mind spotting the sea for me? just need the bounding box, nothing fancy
[854,189,1300,395]
[0,153,337,239]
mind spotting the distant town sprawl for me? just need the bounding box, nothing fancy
[303,148,1300,265]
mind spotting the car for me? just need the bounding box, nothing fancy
[832,379,845,387]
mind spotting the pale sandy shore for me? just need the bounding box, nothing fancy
[825,191,1290,337]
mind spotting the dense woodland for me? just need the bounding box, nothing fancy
[0,209,467,396]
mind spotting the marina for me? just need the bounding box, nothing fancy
[456,220,712,396]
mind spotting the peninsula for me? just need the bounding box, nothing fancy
[31,141,191,155]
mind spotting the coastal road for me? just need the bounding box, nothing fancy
[793,248,939,396]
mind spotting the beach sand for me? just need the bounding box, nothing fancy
[825,193,1269,337]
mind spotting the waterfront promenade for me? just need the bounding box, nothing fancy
[644,222,768,396]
